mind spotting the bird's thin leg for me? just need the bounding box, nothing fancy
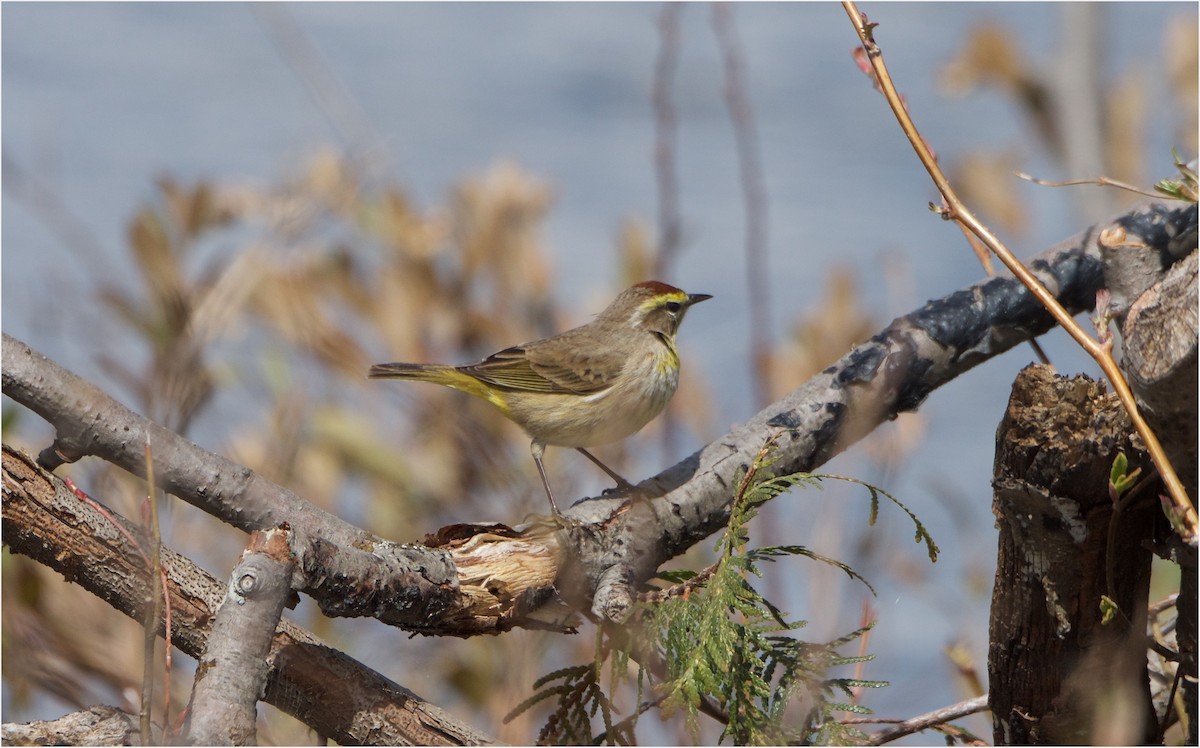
[531,441,561,515]
[575,448,635,490]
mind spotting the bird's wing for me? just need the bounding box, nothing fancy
[464,340,621,395]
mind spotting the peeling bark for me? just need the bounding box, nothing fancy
[2,705,137,746]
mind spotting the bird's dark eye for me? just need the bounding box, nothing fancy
[664,301,682,314]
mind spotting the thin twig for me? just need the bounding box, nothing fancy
[1158,665,1183,742]
[591,693,667,744]
[1146,592,1183,740]
[148,440,174,742]
[1016,171,1166,200]
[841,1,1197,545]
[62,471,174,744]
[653,3,686,469]
[1106,473,1157,619]
[713,3,772,408]
[140,438,164,745]
[0,152,112,280]
[638,561,719,604]
[839,693,989,745]
[850,600,875,705]
[855,34,1060,368]
[159,565,174,742]
[653,3,684,278]
[251,4,387,180]
[1149,593,1179,618]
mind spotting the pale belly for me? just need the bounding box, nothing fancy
[501,356,680,448]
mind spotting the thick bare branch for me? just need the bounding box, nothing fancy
[1,334,550,636]
[1,445,493,745]
[2,706,137,747]
[4,198,1193,631]
[184,528,296,745]
[567,198,1195,622]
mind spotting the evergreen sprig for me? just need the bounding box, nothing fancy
[505,629,636,745]
[512,433,934,744]
[643,437,890,744]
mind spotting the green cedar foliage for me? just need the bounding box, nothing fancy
[506,433,938,745]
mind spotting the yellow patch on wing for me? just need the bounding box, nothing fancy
[463,346,613,395]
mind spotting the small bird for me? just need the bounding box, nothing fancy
[369,281,711,514]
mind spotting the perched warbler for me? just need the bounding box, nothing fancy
[369,281,711,514]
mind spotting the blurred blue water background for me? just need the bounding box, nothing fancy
[4,3,1193,741]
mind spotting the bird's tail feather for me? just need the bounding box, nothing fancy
[368,362,454,381]
[368,362,499,404]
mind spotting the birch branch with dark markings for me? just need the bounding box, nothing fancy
[568,199,1194,623]
[3,198,1193,631]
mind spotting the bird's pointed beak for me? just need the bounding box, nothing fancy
[686,293,713,307]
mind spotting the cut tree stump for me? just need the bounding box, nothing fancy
[989,364,1159,744]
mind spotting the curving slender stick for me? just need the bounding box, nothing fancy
[713,3,773,409]
[841,1,1197,545]
[848,693,989,744]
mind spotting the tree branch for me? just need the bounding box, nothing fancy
[184,528,296,745]
[1,445,494,745]
[3,198,1194,632]
[713,3,773,409]
[566,198,1194,623]
[1,334,558,636]
[846,693,989,745]
[842,1,1197,542]
[2,706,138,747]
